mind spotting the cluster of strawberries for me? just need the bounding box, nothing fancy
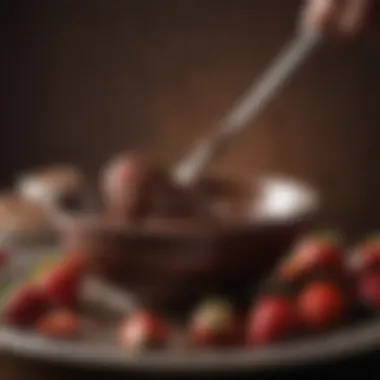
[119,233,380,350]
[1,232,379,350]
[1,253,84,339]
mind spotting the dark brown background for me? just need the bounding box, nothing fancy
[1,1,380,377]
[2,0,380,232]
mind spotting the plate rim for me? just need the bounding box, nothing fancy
[0,320,379,372]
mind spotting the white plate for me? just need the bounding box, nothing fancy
[0,247,379,373]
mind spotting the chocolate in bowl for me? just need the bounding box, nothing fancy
[55,175,319,313]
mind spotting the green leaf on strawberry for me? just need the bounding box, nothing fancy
[28,251,64,283]
[0,283,11,302]
[309,230,343,244]
[363,232,380,245]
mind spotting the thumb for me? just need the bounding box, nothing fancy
[300,0,338,33]
[338,0,371,37]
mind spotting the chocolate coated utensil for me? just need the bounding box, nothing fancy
[173,31,321,187]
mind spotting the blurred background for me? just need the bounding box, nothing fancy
[2,0,380,236]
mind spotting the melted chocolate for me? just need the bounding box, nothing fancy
[58,173,307,314]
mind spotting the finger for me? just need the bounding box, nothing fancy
[338,0,372,37]
[300,0,338,32]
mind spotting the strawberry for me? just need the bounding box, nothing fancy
[297,281,347,332]
[356,271,380,311]
[40,253,85,309]
[118,311,169,351]
[101,152,154,220]
[246,296,297,345]
[277,233,343,281]
[36,309,80,339]
[348,239,380,275]
[2,284,50,327]
[189,298,241,347]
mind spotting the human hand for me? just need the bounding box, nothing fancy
[300,0,378,42]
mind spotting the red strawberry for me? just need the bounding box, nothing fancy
[36,309,80,339]
[189,298,241,347]
[41,254,85,309]
[101,152,154,220]
[118,311,168,351]
[2,284,50,327]
[348,240,380,275]
[277,234,343,281]
[247,296,297,345]
[297,281,347,332]
[356,271,380,311]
